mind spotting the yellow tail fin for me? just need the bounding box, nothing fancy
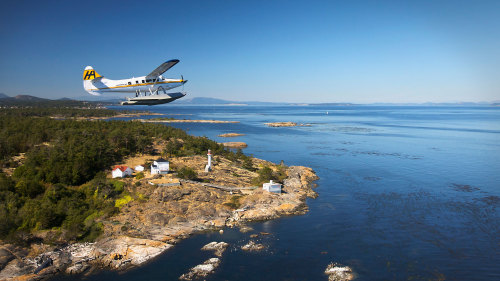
[83,66,102,80]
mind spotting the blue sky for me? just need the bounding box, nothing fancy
[0,0,498,103]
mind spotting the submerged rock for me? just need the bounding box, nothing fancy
[201,241,229,257]
[324,263,354,281]
[239,225,254,233]
[179,257,220,280]
[241,241,265,251]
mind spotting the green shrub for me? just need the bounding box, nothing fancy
[242,157,256,171]
[252,166,278,185]
[111,180,125,193]
[82,222,103,242]
[115,195,133,208]
[177,167,197,180]
[223,195,242,209]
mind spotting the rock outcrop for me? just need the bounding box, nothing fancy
[96,236,173,268]
[179,257,221,280]
[201,242,229,257]
[241,241,265,251]
[324,263,354,281]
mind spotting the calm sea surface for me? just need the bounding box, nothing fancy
[57,105,500,280]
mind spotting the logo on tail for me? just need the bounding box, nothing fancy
[83,66,102,80]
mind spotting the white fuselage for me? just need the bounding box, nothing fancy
[85,75,185,95]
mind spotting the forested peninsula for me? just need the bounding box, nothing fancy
[0,108,230,242]
[0,106,318,280]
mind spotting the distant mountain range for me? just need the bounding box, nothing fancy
[0,94,113,107]
[170,98,497,107]
[173,97,242,104]
[171,97,290,106]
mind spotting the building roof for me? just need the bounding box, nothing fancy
[113,165,130,172]
[156,158,168,163]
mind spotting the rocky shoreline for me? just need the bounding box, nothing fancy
[0,163,318,280]
[140,119,239,124]
[49,112,164,121]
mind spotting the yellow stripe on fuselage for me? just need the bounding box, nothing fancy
[95,80,184,90]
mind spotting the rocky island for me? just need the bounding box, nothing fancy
[265,122,298,127]
[221,142,248,148]
[218,133,245,137]
[0,108,319,280]
[264,122,311,127]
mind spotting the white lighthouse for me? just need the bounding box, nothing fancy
[205,149,213,172]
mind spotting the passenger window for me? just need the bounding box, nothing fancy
[136,81,139,84]
[142,80,145,83]
[128,82,131,85]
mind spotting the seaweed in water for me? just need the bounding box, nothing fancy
[477,195,500,206]
[451,183,480,192]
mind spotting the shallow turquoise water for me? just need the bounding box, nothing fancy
[57,105,500,280]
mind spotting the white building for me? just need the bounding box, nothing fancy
[134,165,145,172]
[151,158,169,174]
[263,180,282,193]
[112,166,133,178]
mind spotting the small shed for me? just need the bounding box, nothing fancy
[151,158,169,174]
[263,180,282,193]
[135,165,145,172]
[112,166,133,178]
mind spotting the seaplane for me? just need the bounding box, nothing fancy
[83,59,187,105]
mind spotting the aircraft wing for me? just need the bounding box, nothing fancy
[146,59,180,78]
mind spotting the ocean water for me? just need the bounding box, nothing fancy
[57,105,500,280]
